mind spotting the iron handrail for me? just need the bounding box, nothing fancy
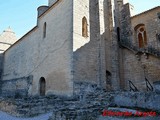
[129,80,139,92]
[145,78,154,91]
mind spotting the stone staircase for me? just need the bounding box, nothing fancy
[0,84,160,120]
[0,87,112,118]
[15,95,79,117]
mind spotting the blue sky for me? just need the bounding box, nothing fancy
[0,0,159,38]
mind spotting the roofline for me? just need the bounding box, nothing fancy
[4,26,38,54]
[38,0,62,19]
[131,6,160,18]
[4,0,63,54]
[0,42,12,46]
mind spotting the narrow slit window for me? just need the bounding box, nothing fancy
[39,77,46,96]
[117,27,120,42]
[43,22,47,38]
[82,17,88,37]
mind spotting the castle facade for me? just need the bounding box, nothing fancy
[0,0,160,97]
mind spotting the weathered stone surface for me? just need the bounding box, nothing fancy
[113,92,160,112]
[2,0,73,96]
[0,1,160,120]
[37,6,49,17]
[0,82,159,119]
[1,75,33,98]
[0,0,160,98]
[153,81,160,94]
[0,53,3,94]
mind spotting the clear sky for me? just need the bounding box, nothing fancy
[0,0,159,38]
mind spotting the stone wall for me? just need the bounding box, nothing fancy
[131,7,160,47]
[73,0,101,85]
[119,5,160,91]
[122,48,160,91]
[103,0,118,90]
[0,83,160,119]
[118,3,133,90]
[1,75,33,97]
[48,0,57,7]
[73,0,90,51]
[2,0,73,96]
[0,54,3,78]
[0,53,3,94]
[44,91,160,120]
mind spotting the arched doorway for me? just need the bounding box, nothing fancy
[39,77,46,96]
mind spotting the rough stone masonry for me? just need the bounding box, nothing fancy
[0,0,160,119]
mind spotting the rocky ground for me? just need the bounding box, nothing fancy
[0,111,52,120]
[99,116,160,120]
[0,110,159,120]
[0,82,159,120]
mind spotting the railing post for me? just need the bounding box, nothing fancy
[145,78,154,91]
[129,80,138,92]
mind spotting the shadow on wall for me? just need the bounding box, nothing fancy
[73,0,103,84]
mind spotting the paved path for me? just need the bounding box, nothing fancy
[0,111,52,120]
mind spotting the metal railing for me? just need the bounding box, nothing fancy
[129,80,139,92]
[145,78,154,91]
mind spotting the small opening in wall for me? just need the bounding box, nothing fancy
[43,22,47,38]
[117,27,120,42]
[157,12,160,19]
[39,77,46,96]
[82,17,88,37]
[106,70,111,84]
[156,34,160,41]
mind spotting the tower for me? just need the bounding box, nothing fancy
[103,0,129,91]
[48,0,57,7]
[0,27,17,53]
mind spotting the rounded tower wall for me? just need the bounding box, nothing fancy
[37,6,49,17]
[48,0,57,7]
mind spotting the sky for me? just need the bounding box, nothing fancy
[0,0,159,38]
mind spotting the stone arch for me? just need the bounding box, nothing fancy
[134,24,147,48]
[43,22,47,38]
[39,77,46,96]
[82,17,88,37]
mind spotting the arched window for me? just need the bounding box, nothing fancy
[134,24,147,48]
[39,77,46,96]
[43,22,47,38]
[82,17,88,37]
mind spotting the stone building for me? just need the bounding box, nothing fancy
[0,27,17,53]
[0,0,159,97]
